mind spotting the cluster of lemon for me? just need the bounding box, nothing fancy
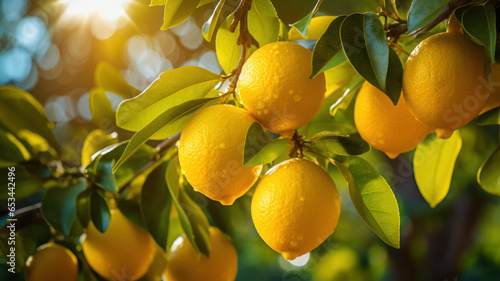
[355,16,500,159]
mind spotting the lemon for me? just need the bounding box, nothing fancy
[82,209,156,281]
[237,41,326,137]
[178,105,263,205]
[165,227,238,281]
[251,158,341,260]
[354,82,430,159]
[402,22,490,139]
[481,63,500,114]
[25,242,78,281]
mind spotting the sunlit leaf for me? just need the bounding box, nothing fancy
[478,143,500,196]
[116,66,220,139]
[0,127,30,163]
[94,62,140,99]
[81,129,118,167]
[243,122,289,167]
[90,191,111,233]
[202,0,226,42]
[311,16,347,77]
[161,0,201,30]
[331,157,400,248]
[308,131,370,156]
[248,0,280,47]
[407,0,449,34]
[41,179,86,236]
[89,88,115,126]
[414,133,462,208]
[216,14,243,74]
[290,0,323,37]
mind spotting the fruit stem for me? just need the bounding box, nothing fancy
[289,131,306,158]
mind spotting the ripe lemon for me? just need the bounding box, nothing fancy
[82,209,156,281]
[402,22,490,139]
[251,158,341,260]
[354,82,430,159]
[178,105,263,205]
[236,42,326,137]
[165,227,238,281]
[25,242,78,281]
[480,63,500,114]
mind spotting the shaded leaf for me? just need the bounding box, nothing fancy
[161,0,201,30]
[76,189,92,228]
[94,62,139,99]
[311,16,348,77]
[290,0,324,37]
[0,127,30,163]
[478,143,500,196]
[41,179,86,236]
[114,98,217,172]
[331,157,400,248]
[116,66,220,139]
[90,191,111,233]
[476,107,500,126]
[413,133,462,208]
[407,0,449,34]
[89,88,115,126]
[93,161,118,194]
[81,129,118,167]
[461,4,496,62]
[202,0,226,42]
[385,47,403,104]
[243,122,289,167]
[309,131,370,156]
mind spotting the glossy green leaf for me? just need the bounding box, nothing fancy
[478,143,500,196]
[141,163,172,249]
[94,62,140,99]
[0,85,59,152]
[248,0,280,47]
[161,0,201,30]
[461,4,496,62]
[90,191,111,233]
[76,189,92,228]
[414,133,462,208]
[81,129,118,167]
[116,66,220,139]
[341,13,389,94]
[243,122,289,167]
[41,179,86,236]
[311,16,347,77]
[93,161,118,194]
[114,98,217,172]
[385,48,403,104]
[290,0,323,37]
[407,0,449,34]
[476,107,500,126]
[308,131,370,156]
[202,0,226,42]
[89,88,115,126]
[0,127,30,163]
[331,157,400,248]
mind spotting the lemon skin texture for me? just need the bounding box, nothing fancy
[354,82,430,159]
[25,242,78,281]
[82,209,156,281]
[178,105,263,205]
[251,158,341,260]
[237,42,326,137]
[165,227,238,281]
[402,29,489,139]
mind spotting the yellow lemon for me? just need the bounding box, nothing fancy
[237,41,326,137]
[481,63,500,114]
[354,82,430,159]
[251,158,341,260]
[165,227,238,281]
[402,21,489,139]
[25,242,78,281]
[82,209,156,281]
[178,105,263,205]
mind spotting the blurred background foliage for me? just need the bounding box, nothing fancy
[0,0,499,280]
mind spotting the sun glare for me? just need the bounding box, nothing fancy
[61,0,131,22]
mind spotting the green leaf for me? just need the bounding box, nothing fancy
[93,161,118,194]
[311,16,348,77]
[385,47,403,104]
[94,62,140,99]
[478,143,500,196]
[407,0,449,34]
[413,132,462,208]
[114,98,217,172]
[290,0,323,37]
[161,0,201,30]
[216,14,244,74]
[90,191,111,233]
[116,66,220,139]
[341,13,389,94]
[243,122,289,167]
[0,166,47,199]
[41,179,86,236]
[0,85,59,152]
[166,159,211,257]
[248,0,280,47]
[308,131,370,156]
[331,157,400,248]
[89,88,115,126]
[81,129,118,167]
[0,127,30,163]
[461,4,496,62]
[76,189,92,228]
[151,0,166,6]
[198,0,217,7]
[476,107,500,126]
[141,163,172,249]
[202,0,226,42]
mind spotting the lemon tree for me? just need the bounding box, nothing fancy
[1,0,500,281]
